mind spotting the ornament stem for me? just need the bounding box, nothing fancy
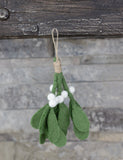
[52,73,57,94]
[62,73,74,101]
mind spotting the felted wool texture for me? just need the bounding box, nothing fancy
[47,109,61,143]
[53,126,67,147]
[47,106,66,147]
[58,103,70,135]
[39,105,50,134]
[63,75,90,133]
[39,119,49,144]
[72,101,90,132]
[57,72,63,95]
[31,106,45,129]
[52,73,57,94]
[30,57,90,146]
[52,73,59,117]
[69,100,73,119]
[47,72,67,147]
[54,72,62,116]
[63,73,90,139]
[62,73,74,100]
[73,125,89,140]
[69,100,89,140]
[39,132,47,144]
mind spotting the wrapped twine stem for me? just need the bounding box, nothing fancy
[52,28,62,73]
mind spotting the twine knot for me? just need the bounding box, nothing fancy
[53,59,62,73]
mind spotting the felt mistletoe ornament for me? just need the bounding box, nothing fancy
[31,28,90,147]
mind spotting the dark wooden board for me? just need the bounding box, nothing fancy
[0,0,123,38]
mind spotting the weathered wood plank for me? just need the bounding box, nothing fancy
[1,55,123,67]
[0,0,123,38]
[58,37,123,56]
[0,108,123,142]
[0,141,123,160]
[1,131,123,143]
[0,82,123,109]
[0,38,53,58]
[0,38,123,59]
[1,54,123,64]
[0,142,14,160]
[1,61,123,85]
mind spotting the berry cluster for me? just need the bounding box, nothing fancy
[48,85,75,108]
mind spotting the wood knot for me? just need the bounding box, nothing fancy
[0,8,10,21]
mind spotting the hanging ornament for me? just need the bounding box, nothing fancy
[30,28,90,147]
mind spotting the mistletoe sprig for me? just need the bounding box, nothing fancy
[30,28,90,147]
[31,58,90,147]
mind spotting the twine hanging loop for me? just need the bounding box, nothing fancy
[51,28,62,73]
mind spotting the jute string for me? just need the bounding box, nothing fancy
[51,28,62,73]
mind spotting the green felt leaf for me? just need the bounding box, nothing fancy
[31,106,45,129]
[54,105,59,117]
[47,109,61,143]
[54,128,67,147]
[73,125,89,140]
[39,104,50,134]
[69,100,72,119]
[72,101,90,132]
[39,133,46,144]
[39,126,48,144]
[58,103,70,135]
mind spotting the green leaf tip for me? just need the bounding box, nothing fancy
[31,106,45,129]
[39,104,50,134]
[69,100,90,140]
[73,125,89,140]
[48,109,61,143]
[48,108,66,147]
[58,103,70,135]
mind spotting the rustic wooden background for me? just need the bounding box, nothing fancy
[0,0,123,38]
[0,0,123,160]
[0,37,123,160]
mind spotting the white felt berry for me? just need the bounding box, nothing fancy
[47,93,55,101]
[56,95,64,103]
[55,91,57,96]
[49,84,53,92]
[61,90,68,98]
[69,86,75,94]
[49,99,57,108]
[55,96,59,103]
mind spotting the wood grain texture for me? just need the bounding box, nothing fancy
[1,131,123,143]
[1,59,123,85]
[0,108,123,142]
[0,38,53,58]
[58,37,123,57]
[0,0,123,38]
[0,141,123,160]
[0,81,123,109]
[0,38,123,59]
